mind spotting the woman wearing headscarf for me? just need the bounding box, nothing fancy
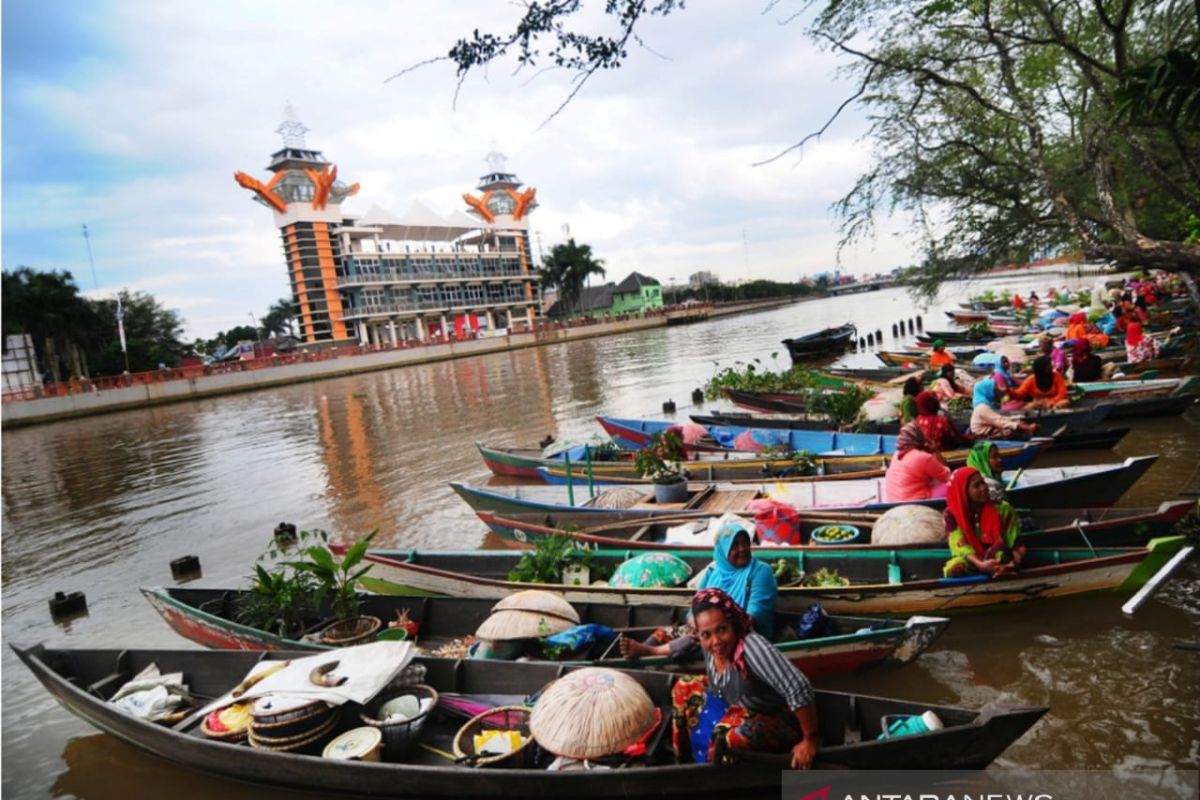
[942,467,1024,578]
[898,376,922,424]
[969,376,1040,438]
[966,441,1006,502]
[1066,311,1110,349]
[1070,339,1103,382]
[1125,321,1160,364]
[1010,355,1070,410]
[621,517,777,659]
[928,339,955,369]
[671,587,818,768]
[931,363,970,403]
[884,422,951,501]
[914,391,972,453]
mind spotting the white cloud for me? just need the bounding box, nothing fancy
[4,0,917,340]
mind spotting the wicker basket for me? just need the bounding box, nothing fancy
[359,684,439,760]
[248,712,339,753]
[452,706,535,768]
[200,715,249,743]
[319,615,383,646]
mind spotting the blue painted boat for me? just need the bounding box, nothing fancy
[596,415,1046,467]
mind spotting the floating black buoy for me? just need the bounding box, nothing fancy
[539,434,555,449]
[867,332,875,346]
[891,324,898,337]
[662,399,676,413]
[273,522,297,544]
[858,337,866,349]
[908,319,915,333]
[49,590,87,620]
[916,315,924,331]
[691,388,704,405]
[875,329,883,341]
[170,555,202,580]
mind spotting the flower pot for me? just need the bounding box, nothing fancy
[319,615,382,646]
[653,477,688,504]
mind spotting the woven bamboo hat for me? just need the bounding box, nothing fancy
[529,668,656,759]
[492,590,581,623]
[476,608,576,641]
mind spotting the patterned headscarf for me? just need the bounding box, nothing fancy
[691,587,753,679]
[894,422,929,461]
[915,390,941,417]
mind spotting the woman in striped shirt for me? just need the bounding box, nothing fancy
[671,587,819,768]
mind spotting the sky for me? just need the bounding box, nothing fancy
[1,0,918,340]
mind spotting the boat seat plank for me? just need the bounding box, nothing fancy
[698,489,760,514]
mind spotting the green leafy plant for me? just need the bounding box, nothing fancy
[288,529,379,621]
[507,534,603,583]
[804,567,850,587]
[634,430,686,484]
[946,395,972,413]
[702,359,821,399]
[234,563,321,637]
[805,384,874,429]
[762,444,818,475]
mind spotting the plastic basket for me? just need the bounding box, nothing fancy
[359,684,439,760]
[810,524,861,546]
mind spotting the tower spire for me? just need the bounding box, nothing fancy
[276,103,310,149]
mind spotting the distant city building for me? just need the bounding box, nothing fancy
[688,270,719,288]
[547,272,664,317]
[235,108,541,346]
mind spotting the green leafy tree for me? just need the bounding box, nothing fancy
[2,267,99,382]
[260,297,297,337]
[541,238,607,315]
[420,1,1200,289]
[88,290,187,373]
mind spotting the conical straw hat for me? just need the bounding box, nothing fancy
[492,590,580,624]
[475,609,575,641]
[529,668,656,759]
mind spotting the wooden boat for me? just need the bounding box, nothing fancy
[781,322,857,360]
[449,456,1158,524]
[945,308,990,324]
[596,416,1049,469]
[141,587,950,678]
[1077,376,1198,400]
[14,645,1047,796]
[689,412,1129,451]
[355,536,1188,615]
[475,500,1195,553]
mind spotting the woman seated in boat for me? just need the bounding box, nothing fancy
[1069,339,1104,383]
[914,391,972,453]
[621,517,777,659]
[671,587,818,768]
[1009,356,1070,410]
[1124,321,1160,364]
[884,423,951,501]
[965,441,1006,502]
[928,339,956,370]
[930,364,970,403]
[970,377,1040,439]
[1065,311,1110,350]
[942,467,1025,578]
[898,376,922,424]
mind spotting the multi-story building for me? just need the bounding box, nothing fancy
[235,109,542,346]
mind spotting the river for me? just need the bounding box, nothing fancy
[2,275,1197,799]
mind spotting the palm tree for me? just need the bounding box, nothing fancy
[540,239,606,315]
[2,267,98,381]
[260,297,297,337]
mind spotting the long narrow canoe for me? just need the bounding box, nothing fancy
[475,500,1195,553]
[596,416,1050,468]
[535,439,1046,484]
[782,322,857,360]
[14,644,1046,795]
[689,413,1130,451]
[450,456,1157,523]
[354,536,1188,615]
[141,587,949,678]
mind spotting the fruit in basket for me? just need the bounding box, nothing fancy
[813,525,857,542]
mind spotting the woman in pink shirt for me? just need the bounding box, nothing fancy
[884,423,951,502]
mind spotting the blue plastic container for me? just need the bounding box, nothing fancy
[810,524,861,546]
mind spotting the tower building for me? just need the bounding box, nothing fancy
[235,109,541,346]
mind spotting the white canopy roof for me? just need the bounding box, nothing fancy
[352,200,481,242]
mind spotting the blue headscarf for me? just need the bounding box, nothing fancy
[700,518,776,637]
[973,376,1000,410]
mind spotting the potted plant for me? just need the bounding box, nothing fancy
[289,529,381,646]
[634,429,688,503]
[234,562,321,638]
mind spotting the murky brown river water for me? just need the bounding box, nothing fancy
[3,276,1198,799]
